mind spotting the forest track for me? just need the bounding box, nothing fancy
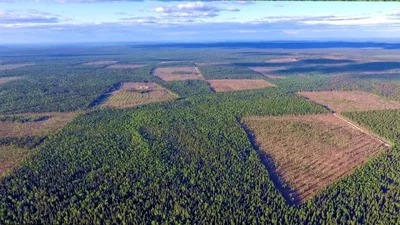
[333,113,391,148]
[299,94,391,148]
[194,66,205,79]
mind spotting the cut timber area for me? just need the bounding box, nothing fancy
[153,66,203,81]
[243,114,388,203]
[298,91,400,112]
[101,82,177,108]
[207,79,275,92]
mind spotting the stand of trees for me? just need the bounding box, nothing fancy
[1,47,400,224]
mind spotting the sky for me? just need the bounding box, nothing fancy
[0,1,400,43]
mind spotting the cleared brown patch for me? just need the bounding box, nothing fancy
[0,63,34,71]
[0,77,23,85]
[298,91,400,112]
[243,114,386,202]
[207,79,276,92]
[153,67,203,81]
[0,112,76,137]
[249,67,286,79]
[102,82,177,108]
[0,145,30,177]
[83,61,118,66]
[107,64,145,69]
[266,75,286,79]
[266,57,298,63]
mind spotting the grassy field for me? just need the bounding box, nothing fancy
[0,77,23,85]
[298,91,400,112]
[0,112,76,137]
[0,145,30,177]
[153,66,203,81]
[0,63,34,71]
[83,61,118,66]
[243,114,387,202]
[107,64,145,69]
[101,82,177,108]
[208,79,276,92]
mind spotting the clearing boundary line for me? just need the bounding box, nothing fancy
[333,113,391,147]
[298,92,391,147]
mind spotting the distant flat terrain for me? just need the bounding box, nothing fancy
[298,91,400,112]
[83,61,118,66]
[107,64,145,69]
[0,63,34,71]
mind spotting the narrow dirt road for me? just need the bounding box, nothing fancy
[333,113,391,147]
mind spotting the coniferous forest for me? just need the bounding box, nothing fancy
[1,44,400,224]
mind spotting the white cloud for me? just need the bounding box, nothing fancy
[0,9,60,24]
[119,16,157,24]
[153,2,239,20]
[303,15,400,26]
[226,7,240,12]
[282,30,299,35]
[55,0,143,3]
[238,30,256,33]
[254,14,400,26]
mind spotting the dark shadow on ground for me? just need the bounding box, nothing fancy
[236,115,301,206]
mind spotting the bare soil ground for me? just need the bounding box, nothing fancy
[83,61,118,66]
[0,112,76,137]
[153,67,203,81]
[249,67,287,79]
[0,77,23,85]
[266,57,298,63]
[0,145,30,177]
[107,64,145,69]
[102,82,177,108]
[243,114,386,202]
[207,79,276,92]
[0,63,34,71]
[298,91,400,112]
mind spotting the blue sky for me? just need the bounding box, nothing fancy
[0,1,400,43]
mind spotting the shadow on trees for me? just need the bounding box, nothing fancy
[236,116,301,206]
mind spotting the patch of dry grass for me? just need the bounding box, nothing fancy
[298,91,400,112]
[0,145,30,177]
[101,82,177,108]
[0,64,34,71]
[107,64,145,69]
[83,61,118,66]
[243,114,386,202]
[153,67,203,81]
[0,112,76,137]
[0,77,23,85]
[207,79,275,92]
